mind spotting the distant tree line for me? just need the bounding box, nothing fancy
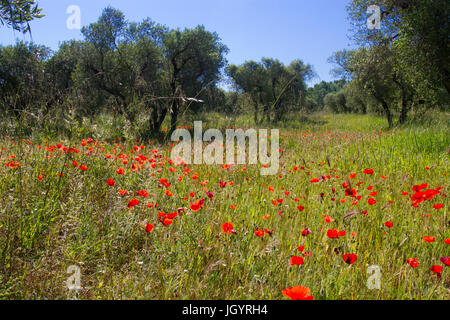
[0,1,448,136]
[1,6,233,137]
[0,6,317,138]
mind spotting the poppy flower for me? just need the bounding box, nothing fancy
[368,198,376,206]
[430,265,443,278]
[116,167,125,175]
[145,223,154,233]
[423,236,435,243]
[254,229,265,237]
[290,256,304,266]
[301,228,311,236]
[79,164,88,171]
[327,229,339,239]
[406,258,419,268]
[363,169,374,175]
[128,199,139,208]
[190,199,205,212]
[282,286,313,300]
[222,223,236,234]
[136,190,149,197]
[445,238,450,244]
[343,253,357,264]
[107,179,115,186]
[433,204,443,210]
[440,257,450,267]
[345,188,357,197]
[323,215,335,223]
[384,221,393,228]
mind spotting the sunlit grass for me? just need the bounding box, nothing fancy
[0,113,448,299]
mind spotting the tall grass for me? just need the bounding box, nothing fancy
[0,112,448,299]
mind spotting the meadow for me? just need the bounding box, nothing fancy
[0,112,448,300]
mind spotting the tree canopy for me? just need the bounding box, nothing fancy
[0,0,43,34]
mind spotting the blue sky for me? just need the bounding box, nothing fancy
[0,0,354,86]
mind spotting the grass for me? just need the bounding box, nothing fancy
[0,112,448,300]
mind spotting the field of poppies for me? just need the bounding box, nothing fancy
[0,113,448,300]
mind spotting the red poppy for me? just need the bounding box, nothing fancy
[136,190,149,197]
[145,223,154,233]
[423,236,435,243]
[290,256,304,266]
[254,229,265,237]
[128,199,139,208]
[190,199,205,212]
[345,188,357,197]
[363,169,374,175]
[327,229,339,239]
[222,223,236,234]
[107,179,115,186]
[440,257,450,267]
[343,253,357,264]
[119,190,130,196]
[323,215,335,223]
[433,204,443,210]
[301,228,311,236]
[407,258,419,268]
[384,221,393,228]
[282,286,313,300]
[445,238,450,244]
[368,198,376,206]
[430,265,443,278]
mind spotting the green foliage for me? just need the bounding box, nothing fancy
[340,0,450,127]
[0,41,51,116]
[1,7,229,139]
[227,58,314,123]
[306,80,346,110]
[0,0,44,33]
